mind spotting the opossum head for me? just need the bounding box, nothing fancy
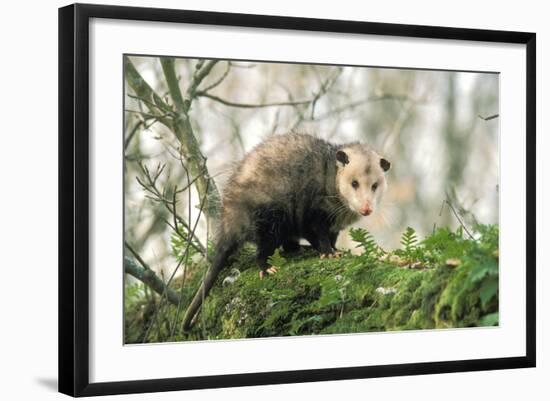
[335,144,391,217]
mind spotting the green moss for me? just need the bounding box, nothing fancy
[125,225,500,343]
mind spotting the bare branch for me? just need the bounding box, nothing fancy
[195,67,342,113]
[157,57,221,218]
[123,58,171,126]
[189,60,219,97]
[125,56,220,218]
[195,91,313,108]
[124,255,181,306]
[160,58,186,112]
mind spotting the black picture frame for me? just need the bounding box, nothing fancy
[58,3,536,397]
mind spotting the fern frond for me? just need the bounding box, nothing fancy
[400,227,418,254]
[349,227,381,259]
[267,249,287,267]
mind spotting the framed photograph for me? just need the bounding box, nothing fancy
[58,3,536,397]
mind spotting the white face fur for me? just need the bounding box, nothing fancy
[335,144,391,217]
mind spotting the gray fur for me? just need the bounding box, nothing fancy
[222,133,359,239]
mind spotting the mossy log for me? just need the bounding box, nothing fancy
[125,225,499,343]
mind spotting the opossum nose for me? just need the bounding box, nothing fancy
[359,204,372,216]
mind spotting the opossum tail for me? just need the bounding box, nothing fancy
[182,235,238,331]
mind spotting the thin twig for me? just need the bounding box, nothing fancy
[313,94,415,121]
[135,162,207,255]
[143,175,211,341]
[171,171,211,335]
[443,199,475,240]
[124,119,143,150]
[124,109,172,120]
[172,159,194,335]
[172,185,179,235]
[200,61,231,93]
[127,93,174,115]
[478,113,499,121]
[310,67,342,119]
[187,60,219,100]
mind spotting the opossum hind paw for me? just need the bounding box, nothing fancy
[259,266,279,280]
[320,251,343,259]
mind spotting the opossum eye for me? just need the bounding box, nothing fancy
[372,182,379,192]
[380,158,391,172]
[351,180,359,189]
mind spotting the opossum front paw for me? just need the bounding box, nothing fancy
[259,266,278,279]
[320,251,343,259]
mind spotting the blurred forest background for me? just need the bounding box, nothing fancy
[124,55,499,280]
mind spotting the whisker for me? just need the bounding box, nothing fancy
[327,203,348,221]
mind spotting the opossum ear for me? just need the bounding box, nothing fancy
[336,150,349,166]
[380,158,391,172]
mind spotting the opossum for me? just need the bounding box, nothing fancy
[182,133,391,330]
